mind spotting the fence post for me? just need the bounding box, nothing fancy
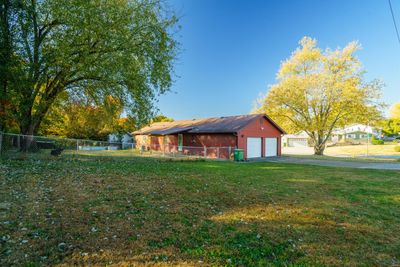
[228,146,231,157]
[217,147,220,159]
[204,146,207,158]
[76,139,79,151]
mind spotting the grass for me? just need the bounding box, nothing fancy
[283,144,400,162]
[1,152,400,266]
[284,154,400,163]
[325,144,400,157]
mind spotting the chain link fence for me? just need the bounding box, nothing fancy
[139,143,234,159]
[0,132,235,160]
[0,132,134,159]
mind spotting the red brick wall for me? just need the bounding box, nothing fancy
[237,117,282,159]
[183,133,236,147]
[135,116,283,160]
[182,133,236,159]
[135,135,178,152]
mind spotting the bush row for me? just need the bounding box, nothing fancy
[371,139,384,145]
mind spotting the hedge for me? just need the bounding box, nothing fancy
[371,139,384,145]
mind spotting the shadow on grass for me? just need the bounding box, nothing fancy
[1,154,400,266]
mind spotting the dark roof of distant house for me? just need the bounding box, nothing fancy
[133,114,285,135]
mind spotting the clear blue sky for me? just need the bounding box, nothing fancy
[157,0,400,120]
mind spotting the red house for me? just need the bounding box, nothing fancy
[133,114,285,159]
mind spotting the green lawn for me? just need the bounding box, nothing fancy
[283,144,400,160]
[325,144,400,156]
[1,153,400,266]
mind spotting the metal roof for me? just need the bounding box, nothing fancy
[133,114,285,135]
[145,126,194,135]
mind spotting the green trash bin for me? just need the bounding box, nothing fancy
[234,149,244,161]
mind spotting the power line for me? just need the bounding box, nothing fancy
[388,0,400,45]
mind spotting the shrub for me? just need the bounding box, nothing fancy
[371,139,384,145]
[394,146,400,152]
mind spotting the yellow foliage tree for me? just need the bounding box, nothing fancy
[257,37,384,155]
[390,102,400,119]
[39,96,134,140]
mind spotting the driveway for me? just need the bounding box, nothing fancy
[263,156,400,170]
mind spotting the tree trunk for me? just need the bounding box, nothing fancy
[0,75,9,134]
[20,119,40,152]
[313,144,325,155]
[313,131,326,155]
[20,125,34,152]
[0,131,3,155]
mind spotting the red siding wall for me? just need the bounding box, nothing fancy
[136,116,283,160]
[237,117,282,159]
[137,134,236,158]
[183,133,236,147]
[149,135,178,152]
[183,133,236,159]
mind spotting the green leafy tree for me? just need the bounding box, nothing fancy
[1,0,178,142]
[390,102,400,120]
[378,103,400,136]
[0,0,17,132]
[381,119,400,136]
[256,37,384,155]
[151,114,174,123]
[40,96,131,140]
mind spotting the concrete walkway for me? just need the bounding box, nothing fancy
[262,156,400,170]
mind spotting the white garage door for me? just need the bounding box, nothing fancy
[247,137,262,158]
[288,138,308,147]
[265,138,278,157]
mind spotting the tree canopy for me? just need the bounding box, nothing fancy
[151,114,174,123]
[380,102,400,136]
[0,0,179,138]
[390,102,400,120]
[256,37,384,155]
[39,96,135,140]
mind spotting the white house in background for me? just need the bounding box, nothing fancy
[282,131,310,147]
[331,124,381,143]
[108,133,134,149]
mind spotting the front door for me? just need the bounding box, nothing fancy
[178,134,183,151]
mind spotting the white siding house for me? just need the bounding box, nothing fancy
[108,133,134,149]
[282,131,310,147]
[331,124,381,143]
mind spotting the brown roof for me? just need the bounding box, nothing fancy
[133,114,285,135]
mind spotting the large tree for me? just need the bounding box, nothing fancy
[390,102,400,120]
[0,0,17,133]
[257,37,384,155]
[1,0,178,140]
